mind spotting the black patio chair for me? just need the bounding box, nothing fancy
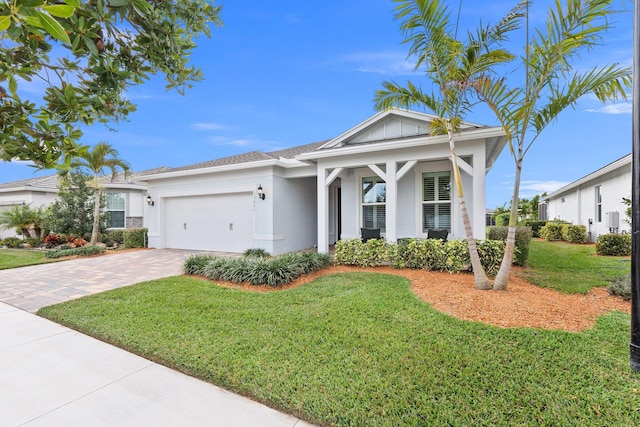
[427,228,448,242]
[361,228,381,243]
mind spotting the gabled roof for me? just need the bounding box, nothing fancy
[542,153,632,201]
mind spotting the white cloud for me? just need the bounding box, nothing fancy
[190,122,230,131]
[585,102,632,115]
[336,51,415,75]
[520,180,569,194]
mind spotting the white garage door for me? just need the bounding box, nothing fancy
[165,193,254,252]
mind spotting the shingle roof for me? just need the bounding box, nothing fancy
[0,174,59,190]
[101,166,172,184]
[159,141,329,174]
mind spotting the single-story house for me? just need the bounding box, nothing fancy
[539,153,631,242]
[0,168,168,239]
[143,109,507,254]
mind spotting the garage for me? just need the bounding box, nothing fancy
[164,192,255,252]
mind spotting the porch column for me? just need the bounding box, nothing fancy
[317,166,329,253]
[317,166,344,254]
[386,161,397,244]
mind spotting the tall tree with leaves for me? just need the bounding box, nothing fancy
[44,171,104,238]
[0,0,222,168]
[477,0,632,290]
[64,142,130,245]
[374,0,525,289]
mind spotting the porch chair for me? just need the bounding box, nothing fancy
[361,228,381,243]
[427,228,448,242]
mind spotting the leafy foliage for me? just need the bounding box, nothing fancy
[1,236,22,248]
[190,251,331,286]
[562,224,588,244]
[45,244,105,258]
[607,275,631,301]
[0,203,45,238]
[43,171,106,239]
[243,248,270,258]
[540,221,569,242]
[123,228,147,248]
[595,234,632,256]
[486,226,532,266]
[0,0,222,167]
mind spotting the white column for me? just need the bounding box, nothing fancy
[386,161,397,244]
[471,156,485,240]
[317,166,329,253]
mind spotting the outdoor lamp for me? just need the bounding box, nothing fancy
[257,185,266,200]
[146,195,154,206]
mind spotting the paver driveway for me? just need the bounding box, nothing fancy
[0,249,201,312]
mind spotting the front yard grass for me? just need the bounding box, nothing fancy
[0,249,59,270]
[39,273,640,426]
[518,239,631,294]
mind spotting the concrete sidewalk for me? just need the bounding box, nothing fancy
[0,302,314,426]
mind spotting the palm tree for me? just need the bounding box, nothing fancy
[0,204,43,238]
[64,142,131,245]
[477,0,632,290]
[374,0,526,290]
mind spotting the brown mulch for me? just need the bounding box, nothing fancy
[206,265,630,332]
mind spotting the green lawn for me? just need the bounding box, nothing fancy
[518,239,631,294]
[39,273,640,426]
[0,249,59,270]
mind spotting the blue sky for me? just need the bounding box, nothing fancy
[1,0,633,209]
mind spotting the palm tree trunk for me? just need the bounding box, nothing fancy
[448,129,491,290]
[91,187,101,245]
[493,158,523,290]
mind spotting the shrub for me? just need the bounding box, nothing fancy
[562,224,588,244]
[184,254,215,275]
[69,237,88,248]
[596,233,631,256]
[123,228,147,248]
[608,275,631,301]
[44,233,62,247]
[194,251,330,286]
[486,226,532,266]
[45,245,106,258]
[334,239,389,267]
[391,239,447,270]
[2,237,22,248]
[495,212,510,226]
[520,219,547,238]
[105,229,125,245]
[24,237,43,248]
[244,248,270,258]
[476,240,507,276]
[540,222,566,241]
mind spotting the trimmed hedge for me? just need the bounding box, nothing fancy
[185,251,331,286]
[562,224,587,244]
[1,237,22,248]
[520,219,547,237]
[540,222,567,241]
[495,212,510,226]
[596,233,631,256]
[486,226,532,266]
[45,245,106,258]
[608,275,631,300]
[105,229,125,245]
[336,238,510,276]
[123,228,147,248]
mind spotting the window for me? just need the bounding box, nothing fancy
[106,192,126,228]
[595,186,602,223]
[422,171,451,232]
[362,176,386,232]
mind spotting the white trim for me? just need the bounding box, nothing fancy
[325,167,344,186]
[396,160,417,181]
[157,186,255,199]
[367,164,387,181]
[455,157,473,176]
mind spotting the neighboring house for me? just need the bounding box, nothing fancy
[539,154,631,242]
[0,168,169,239]
[144,109,507,254]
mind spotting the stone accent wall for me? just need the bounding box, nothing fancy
[126,216,143,229]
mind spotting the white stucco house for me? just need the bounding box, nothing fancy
[539,153,631,242]
[0,168,167,239]
[143,109,507,254]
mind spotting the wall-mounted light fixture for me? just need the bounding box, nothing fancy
[257,184,266,200]
[146,195,154,206]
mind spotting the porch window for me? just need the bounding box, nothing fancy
[595,185,602,222]
[106,192,126,228]
[362,176,386,232]
[422,171,451,232]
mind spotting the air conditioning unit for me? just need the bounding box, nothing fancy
[607,211,620,229]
